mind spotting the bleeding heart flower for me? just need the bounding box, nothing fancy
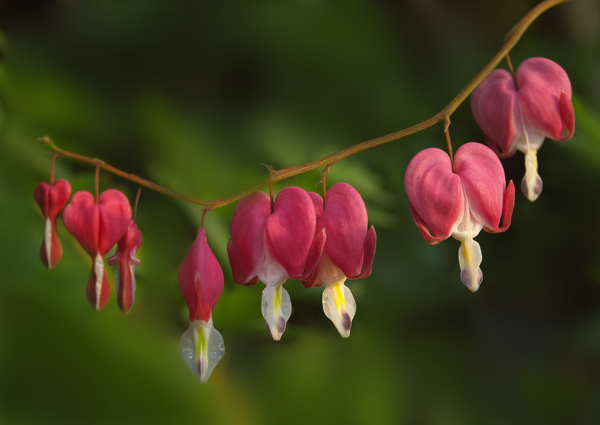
[405,142,515,292]
[107,220,143,314]
[227,187,325,340]
[303,183,376,337]
[178,227,225,382]
[62,189,132,310]
[471,57,574,201]
[34,179,71,270]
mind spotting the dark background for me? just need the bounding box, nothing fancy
[1,0,600,424]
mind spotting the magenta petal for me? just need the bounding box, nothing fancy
[63,189,132,257]
[301,228,326,286]
[97,190,133,255]
[34,179,72,220]
[471,69,521,158]
[559,91,575,140]
[484,180,515,234]
[63,191,101,256]
[352,225,376,279]
[179,228,224,322]
[454,143,507,230]
[319,183,368,278]
[308,192,324,220]
[228,191,271,284]
[517,57,574,141]
[408,204,448,245]
[405,148,463,243]
[265,187,316,280]
[107,220,143,313]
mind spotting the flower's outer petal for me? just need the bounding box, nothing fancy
[97,190,132,255]
[485,180,515,233]
[405,148,464,243]
[34,180,72,269]
[517,57,574,141]
[319,183,368,278]
[63,191,100,256]
[471,69,521,158]
[352,225,377,279]
[301,192,326,288]
[179,228,224,323]
[265,187,316,280]
[63,190,131,257]
[228,191,271,285]
[454,143,506,231]
[300,228,326,288]
[34,179,72,220]
[308,192,324,220]
[107,220,143,313]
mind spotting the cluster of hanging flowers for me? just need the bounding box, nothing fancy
[35,56,574,382]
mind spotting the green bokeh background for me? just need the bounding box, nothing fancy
[1,1,600,424]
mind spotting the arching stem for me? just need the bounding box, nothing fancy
[39,0,573,211]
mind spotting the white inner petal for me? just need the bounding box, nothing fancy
[261,284,291,341]
[93,253,104,310]
[521,150,543,202]
[44,218,53,268]
[257,246,287,287]
[322,279,356,338]
[458,238,483,292]
[179,317,225,383]
[451,192,483,242]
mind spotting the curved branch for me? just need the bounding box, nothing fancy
[41,0,573,210]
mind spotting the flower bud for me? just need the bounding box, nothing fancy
[34,179,71,270]
[178,228,224,382]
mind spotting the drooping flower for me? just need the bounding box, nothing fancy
[303,183,376,337]
[405,142,515,291]
[471,57,574,201]
[178,227,225,382]
[62,189,132,310]
[227,187,325,340]
[107,219,143,314]
[34,179,72,270]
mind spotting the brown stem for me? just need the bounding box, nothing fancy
[133,186,142,221]
[49,153,60,184]
[506,53,515,76]
[444,115,454,171]
[39,0,573,211]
